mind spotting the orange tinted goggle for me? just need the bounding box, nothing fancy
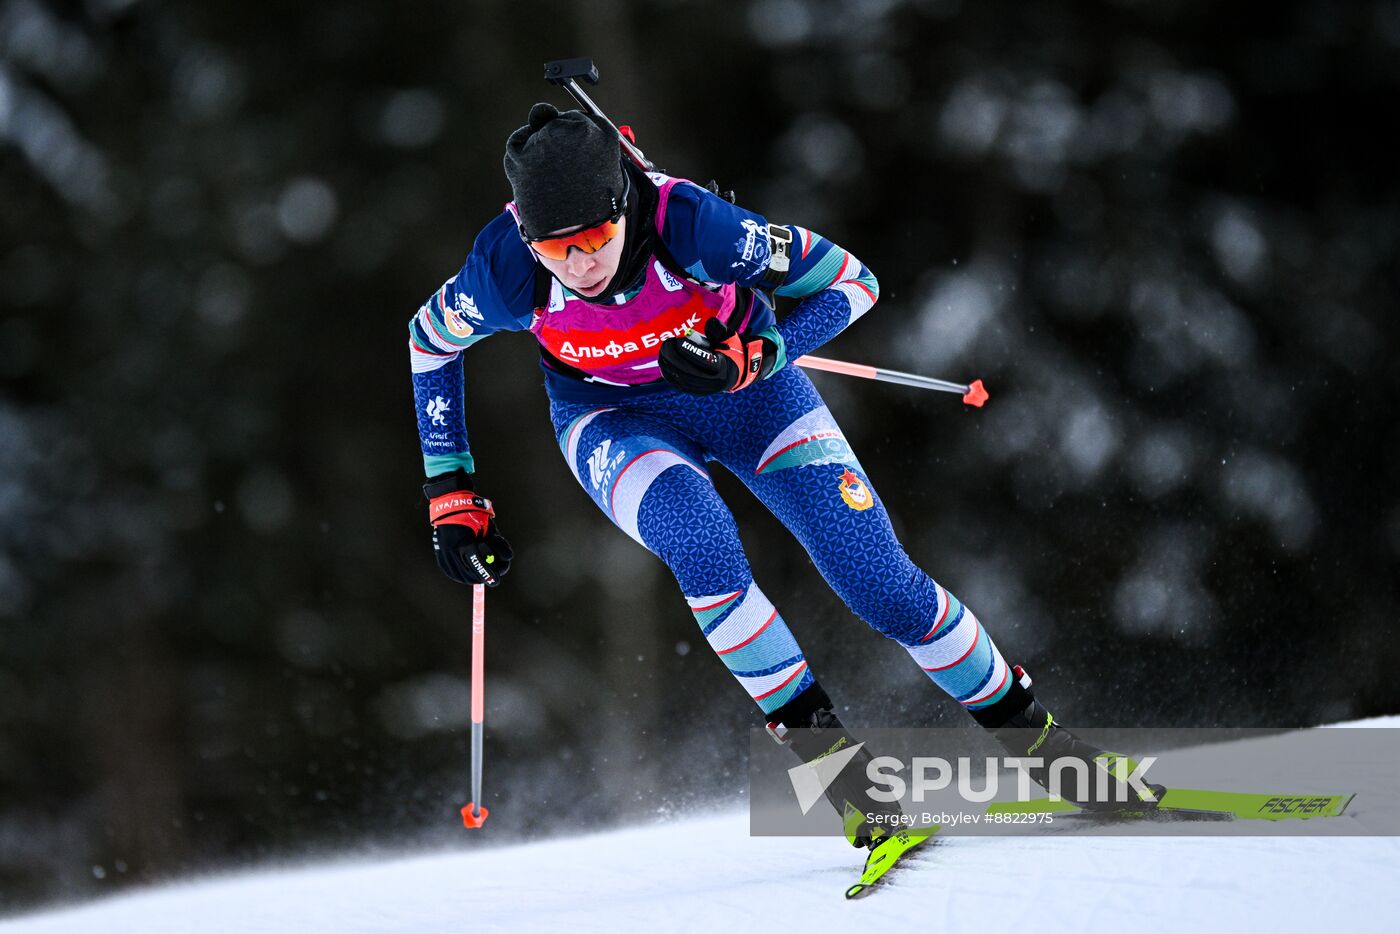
[525,213,623,262]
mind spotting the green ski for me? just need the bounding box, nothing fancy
[987,789,1355,821]
[844,826,938,899]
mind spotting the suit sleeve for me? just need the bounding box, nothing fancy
[660,181,880,363]
[408,211,536,478]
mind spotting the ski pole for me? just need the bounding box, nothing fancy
[544,57,654,172]
[460,584,490,828]
[796,355,989,407]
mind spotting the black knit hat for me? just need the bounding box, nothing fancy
[504,102,627,238]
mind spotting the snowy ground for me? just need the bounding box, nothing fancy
[6,718,1399,934]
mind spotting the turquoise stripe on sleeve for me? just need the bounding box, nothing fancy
[756,324,787,377]
[424,451,476,477]
[778,245,846,298]
[423,292,488,349]
[854,271,880,301]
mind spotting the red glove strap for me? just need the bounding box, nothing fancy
[429,491,495,537]
[715,334,765,392]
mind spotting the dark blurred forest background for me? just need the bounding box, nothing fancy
[2,0,1398,915]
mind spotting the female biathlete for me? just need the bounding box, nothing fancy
[408,103,1157,872]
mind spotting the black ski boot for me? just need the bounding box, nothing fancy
[971,666,1166,810]
[765,684,908,848]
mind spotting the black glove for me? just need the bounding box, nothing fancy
[424,471,513,587]
[657,316,778,395]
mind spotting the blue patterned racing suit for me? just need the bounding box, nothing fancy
[409,171,1014,719]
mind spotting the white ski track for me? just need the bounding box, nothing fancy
[5,716,1399,934]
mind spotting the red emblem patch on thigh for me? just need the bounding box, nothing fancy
[838,469,873,511]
